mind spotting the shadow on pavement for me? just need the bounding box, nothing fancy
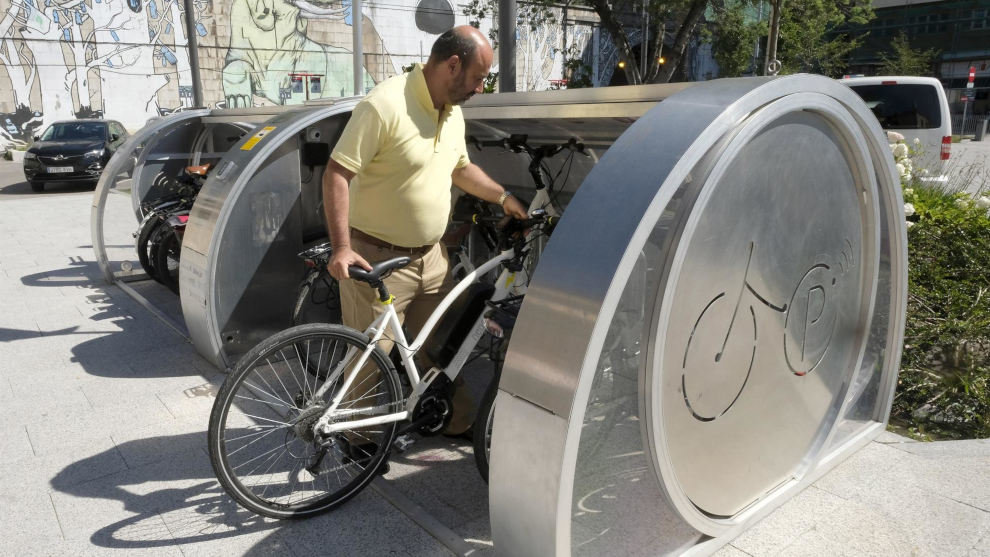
[0,179,96,196]
[17,263,197,378]
[20,258,106,287]
[49,434,279,550]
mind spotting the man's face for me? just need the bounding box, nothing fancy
[449,53,490,105]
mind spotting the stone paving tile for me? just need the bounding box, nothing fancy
[109,416,210,469]
[25,397,174,457]
[711,544,752,557]
[455,515,493,554]
[816,459,990,556]
[385,438,488,530]
[730,486,854,556]
[153,374,225,420]
[969,529,990,557]
[47,447,224,555]
[0,489,64,553]
[888,437,990,458]
[157,500,289,557]
[0,435,127,492]
[276,491,453,557]
[0,422,34,461]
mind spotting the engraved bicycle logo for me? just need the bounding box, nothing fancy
[681,240,856,422]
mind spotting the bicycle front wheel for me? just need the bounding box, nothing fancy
[208,324,402,519]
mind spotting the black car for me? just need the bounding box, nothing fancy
[23,119,128,192]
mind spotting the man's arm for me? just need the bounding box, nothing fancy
[322,159,371,280]
[451,163,528,219]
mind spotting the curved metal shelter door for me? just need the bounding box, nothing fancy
[489,75,906,556]
[179,102,359,368]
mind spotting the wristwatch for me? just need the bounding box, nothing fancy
[497,190,513,207]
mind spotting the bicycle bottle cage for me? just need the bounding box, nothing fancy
[423,282,495,369]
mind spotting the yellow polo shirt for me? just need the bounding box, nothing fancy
[330,64,470,247]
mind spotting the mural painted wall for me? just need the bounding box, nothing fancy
[0,0,592,148]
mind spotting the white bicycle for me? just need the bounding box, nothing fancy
[207,208,558,518]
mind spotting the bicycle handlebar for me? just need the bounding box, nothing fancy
[467,134,588,158]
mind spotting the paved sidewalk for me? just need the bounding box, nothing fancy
[0,161,987,556]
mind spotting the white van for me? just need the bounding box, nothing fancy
[840,76,952,181]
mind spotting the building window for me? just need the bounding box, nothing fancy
[973,9,989,30]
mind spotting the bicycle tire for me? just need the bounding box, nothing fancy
[209,323,401,519]
[154,227,181,295]
[473,366,500,483]
[136,217,163,280]
[291,271,342,326]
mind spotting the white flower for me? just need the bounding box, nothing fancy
[913,137,921,146]
[955,197,970,209]
[977,196,990,209]
[919,168,929,176]
[886,131,905,142]
[896,162,906,176]
[893,143,909,159]
[903,157,913,170]
[906,221,915,228]
[904,187,914,197]
[904,203,916,216]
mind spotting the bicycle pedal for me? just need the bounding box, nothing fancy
[392,434,415,452]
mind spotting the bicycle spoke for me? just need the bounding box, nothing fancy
[225,426,284,456]
[211,327,400,518]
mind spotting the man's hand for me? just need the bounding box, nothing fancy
[502,194,528,220]
[329,246,372,281]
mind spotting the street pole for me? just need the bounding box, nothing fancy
[640,0,648,79]
[963,66,975,137]
[181,0,204,107]
[764,0,783,76]
[498,0,517,92]
[353,0,364,96]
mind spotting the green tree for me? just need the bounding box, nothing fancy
[879,31,939,76]
[776,0,874,77]
[707,0,764,77]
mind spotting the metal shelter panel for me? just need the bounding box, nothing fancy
[180,102,359,368]
[489,75,906,556]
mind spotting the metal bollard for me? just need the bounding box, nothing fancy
[976,119,988,142]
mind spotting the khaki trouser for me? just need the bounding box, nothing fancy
[339,232,475,435]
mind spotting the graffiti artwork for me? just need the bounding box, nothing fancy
[0,0,594,149]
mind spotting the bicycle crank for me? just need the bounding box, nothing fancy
[403,393,452,437]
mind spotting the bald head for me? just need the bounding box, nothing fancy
[429,26,493,73]
[425,26,494,106]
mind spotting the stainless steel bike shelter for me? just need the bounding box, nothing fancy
[490,75,906,556]
[91,109,259,284]
[91,77,905,555]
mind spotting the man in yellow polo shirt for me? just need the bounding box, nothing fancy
[322,26,527,445]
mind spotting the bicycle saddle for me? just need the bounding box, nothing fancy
[348,257,411,285]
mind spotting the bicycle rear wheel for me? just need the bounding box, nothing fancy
[209,323,402,519]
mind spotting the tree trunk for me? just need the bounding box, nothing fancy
[589,0,641,84]
[657,0,707,83]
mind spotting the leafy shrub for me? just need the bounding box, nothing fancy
[891,135,990,439]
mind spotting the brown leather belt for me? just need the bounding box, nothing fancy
[350,228,433,255]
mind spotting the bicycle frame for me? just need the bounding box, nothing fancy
[309,141,568,437]
[311,246,524,435]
